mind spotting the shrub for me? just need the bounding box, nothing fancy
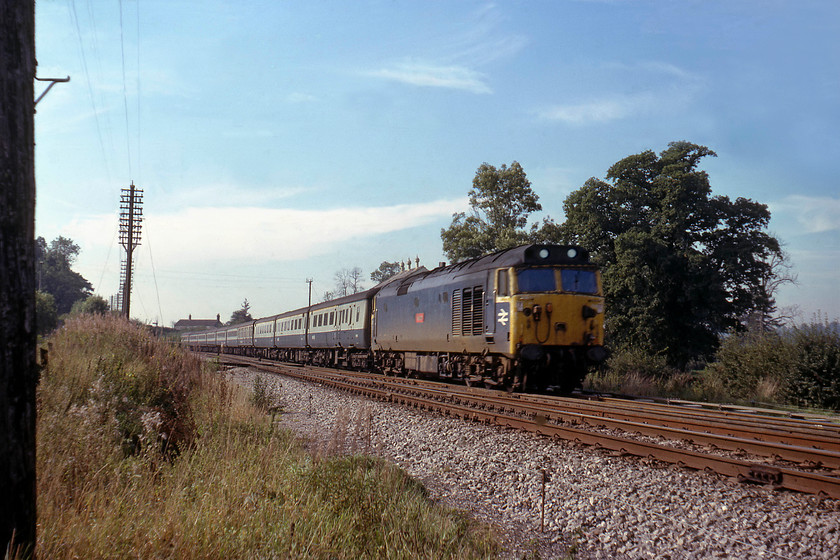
[707,318,840,410]
[785,321,840,410]
[708,329,795,402]
[250,374,275,412]
[585,346,680,396]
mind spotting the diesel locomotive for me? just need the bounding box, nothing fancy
[182,244,606,392]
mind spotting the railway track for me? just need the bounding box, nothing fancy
[206,352,840,500]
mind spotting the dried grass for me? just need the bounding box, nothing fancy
[37,315,498,559]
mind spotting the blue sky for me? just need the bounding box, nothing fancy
[34,0,839,326]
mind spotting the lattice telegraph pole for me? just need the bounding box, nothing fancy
[119,182,143,318]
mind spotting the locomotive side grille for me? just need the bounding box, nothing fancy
[472,287,484,334]
[452,289,462,334]
[452,286,484,336]
[462,287,473,335]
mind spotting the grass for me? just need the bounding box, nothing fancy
[37,315,499,559]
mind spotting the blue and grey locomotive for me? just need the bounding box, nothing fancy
[182,244,606,391]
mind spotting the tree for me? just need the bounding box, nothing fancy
[36,291,58,335]
[560,141,785,367]
[228,299,253,325]
[36,235,93,315]
[370,261,401,284]
[1,0,37,553]
[441,161,542,263]
[69,294,110,316]
[334,267,365,297]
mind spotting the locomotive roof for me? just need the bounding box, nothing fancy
[448,244,590,271]
[374,244,592,295]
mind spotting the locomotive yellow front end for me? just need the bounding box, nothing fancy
[495,246,606,391]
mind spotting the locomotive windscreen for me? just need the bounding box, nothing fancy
[515,267,599,294]
[560,269,598,294]
[516,268,556,292]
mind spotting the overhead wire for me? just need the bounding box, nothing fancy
[118,0,133,179]
[66,0,112,180]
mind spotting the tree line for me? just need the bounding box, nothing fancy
[34,236,109,334]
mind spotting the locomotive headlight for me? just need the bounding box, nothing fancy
[566,248,578,259]
[539,248,550,259]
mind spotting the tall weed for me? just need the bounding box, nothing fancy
[37,314,499,559]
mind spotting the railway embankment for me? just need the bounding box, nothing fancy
[36,315,497,559]
[224,364,840,559]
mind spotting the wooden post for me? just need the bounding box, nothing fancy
[0,0,38,555]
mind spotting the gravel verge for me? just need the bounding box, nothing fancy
[226,366,840,559]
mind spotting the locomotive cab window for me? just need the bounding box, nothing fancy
[496,269,509,297]
[515,268,556,293]
[560,269,598,294]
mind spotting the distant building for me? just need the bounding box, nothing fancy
[173,313,223,331]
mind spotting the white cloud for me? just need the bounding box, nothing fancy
[64,198,470,269]
[367,62,492,94]
[771,195,840,234]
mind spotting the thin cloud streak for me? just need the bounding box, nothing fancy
[537,61,702,125]
[367,62,492,94]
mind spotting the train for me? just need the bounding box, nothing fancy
[181,243,606,392]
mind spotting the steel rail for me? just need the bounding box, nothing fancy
[581,396,840,436]
[334,374,840,469]
[286,365,840,459]
[484,394,840,452]
[210,354,840,498]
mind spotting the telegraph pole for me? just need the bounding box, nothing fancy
[119,182,143,318]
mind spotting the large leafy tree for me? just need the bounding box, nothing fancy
[36,236,93,315]
[441,161,542,263]
[560,141,783,367]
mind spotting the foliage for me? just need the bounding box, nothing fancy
[36,290,58,335]
[249,374,275,412]
[36,236,93,315]
[42,315,198,459]
[708,329,795,402]
[784,321,840,410]
[560,141,784,367]
[584,347,686,397]
[706,318,840,410]
[370,261,401,284]
[69,294,110,316]
[37,316,499,558]
[441,161,543,263]
[228,298,253,325]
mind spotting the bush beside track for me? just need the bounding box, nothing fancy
[37,315,498,559]
[584,319,840,412]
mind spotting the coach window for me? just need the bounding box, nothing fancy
[329,311,334,325]
[496,269,509,297]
